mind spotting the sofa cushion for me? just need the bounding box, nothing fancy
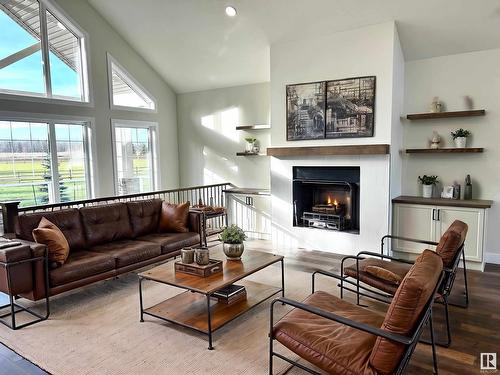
[80,203,133,246]
[369,250,443,375]
[138,232,200,254]
[90,240,161,268]
[16,208,86,250]
[127,199,162,237]
[32,217,70,267]
[344,258,411,295]
[435,220,468,268]
[50,250,115,287]
[274,291,381,375]
[158,201,190,233]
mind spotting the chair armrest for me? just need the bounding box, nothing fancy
[271,297,412,345]
[0,243,32,264]
[312,269,345,282]
[356,251,415,265]
[381,234,438,247]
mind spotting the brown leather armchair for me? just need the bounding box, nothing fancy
[318,220,468,348]
[269,250,444,375]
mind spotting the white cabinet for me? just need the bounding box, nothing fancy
[392,202,486,268]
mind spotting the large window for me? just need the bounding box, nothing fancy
[107,54,156,111]
[0,119,93,206]
[112,120,158,195]
[0,0,89,102]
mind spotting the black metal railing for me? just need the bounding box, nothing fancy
[0,183,234,234]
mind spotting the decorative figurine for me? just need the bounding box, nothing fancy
[430,97,443,113]
[453,181,461,200]
[430,131,441,149]
[464,174,472,200]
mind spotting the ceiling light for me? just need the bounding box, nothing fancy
[225,6,237,17]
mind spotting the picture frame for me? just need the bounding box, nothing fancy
[286,81,326,141]
[325,76,376,139]
[285,76,376,141]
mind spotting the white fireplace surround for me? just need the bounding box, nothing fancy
[270,154,391,255]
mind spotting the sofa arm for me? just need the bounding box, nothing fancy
[0,243,35,296]
[11,239,48,301]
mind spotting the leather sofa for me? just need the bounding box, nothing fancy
[9,199,201,301]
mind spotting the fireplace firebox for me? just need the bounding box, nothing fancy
[293,166,360,233]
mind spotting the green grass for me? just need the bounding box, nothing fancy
[0,156,150,206]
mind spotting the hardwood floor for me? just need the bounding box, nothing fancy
[1,241,499,374]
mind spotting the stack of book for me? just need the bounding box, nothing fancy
[212,284,247,305]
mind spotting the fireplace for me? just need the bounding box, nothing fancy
[292,166,360,233]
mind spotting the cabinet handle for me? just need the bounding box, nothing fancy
[437,209,440,221]
[432,209,436,221]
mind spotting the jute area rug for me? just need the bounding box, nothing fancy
[0,252,337,375]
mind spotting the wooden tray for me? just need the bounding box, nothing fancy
[174,259,223,277]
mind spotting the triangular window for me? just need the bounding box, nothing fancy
[108,54,156,111]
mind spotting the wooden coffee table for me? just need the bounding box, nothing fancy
[138,247,284,350]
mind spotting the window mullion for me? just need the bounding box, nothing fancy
[38,1,52,97]
[83,125,93,198]
[48,122,60,202]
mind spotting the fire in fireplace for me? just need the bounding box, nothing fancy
[292,166,360,232]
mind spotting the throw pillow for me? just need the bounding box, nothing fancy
[365,265,402,285]
[158,201,190,233]
[32,217,70,267]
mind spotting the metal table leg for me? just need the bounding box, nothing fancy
[139,276,144,323]
[206,294,213,350]
[281,258,285,298]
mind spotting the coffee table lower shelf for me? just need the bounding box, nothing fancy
[143,280,280,333]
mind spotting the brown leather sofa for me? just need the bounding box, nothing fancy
[10,199,201,301]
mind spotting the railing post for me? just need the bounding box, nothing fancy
[0,201,20,235]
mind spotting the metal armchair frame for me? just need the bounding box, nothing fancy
[0,248,50,330]
[269,272,444,375]
[312,234,469,347]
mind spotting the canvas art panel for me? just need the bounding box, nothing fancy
[286,82,326,141]
[325,76,375,138]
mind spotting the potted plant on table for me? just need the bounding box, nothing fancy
[244,137,257,153]
[418,175,439,198]
[451,128,471,148]
[219,225,247,260]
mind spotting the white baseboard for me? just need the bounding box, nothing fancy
[485,252,500,265]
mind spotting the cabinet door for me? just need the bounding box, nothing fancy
[393,204,436,254]
[435,206,483,262]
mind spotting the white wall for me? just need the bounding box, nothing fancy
[269,22,402,254]
[177,82,270,188]
[0,0,179,197]
[403,48,500,260]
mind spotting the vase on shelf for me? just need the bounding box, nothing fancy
[422,185,433,198]
[454,137,467,148]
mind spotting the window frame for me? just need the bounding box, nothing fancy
[110,119,160,195]
[0,0,93,106]
[106,53,157,113]
[0,110,96,204]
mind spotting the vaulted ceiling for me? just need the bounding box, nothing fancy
[88,0,500,93]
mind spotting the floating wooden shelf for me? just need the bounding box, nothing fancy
[393,195,493,209]
[267,144,390,157]
[236,152,266,156]
[406,109,485,120]
[405,148,484,154]
[236,125,270,130]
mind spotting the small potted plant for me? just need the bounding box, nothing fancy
[219,225,247,260]
[244,137,257,153]
[418,175,439,198]
[451,128,471,148]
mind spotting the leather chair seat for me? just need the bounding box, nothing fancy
[90,240,161,268]
[274,291,383,375]
[137,232,199,254]
[344,259,412,295]
[50,251,115,287]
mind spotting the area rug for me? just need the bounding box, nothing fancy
[0,255,337,375]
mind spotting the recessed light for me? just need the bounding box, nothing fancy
[225,6,237,17]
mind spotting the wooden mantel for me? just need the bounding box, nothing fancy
[266,144,390,157]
